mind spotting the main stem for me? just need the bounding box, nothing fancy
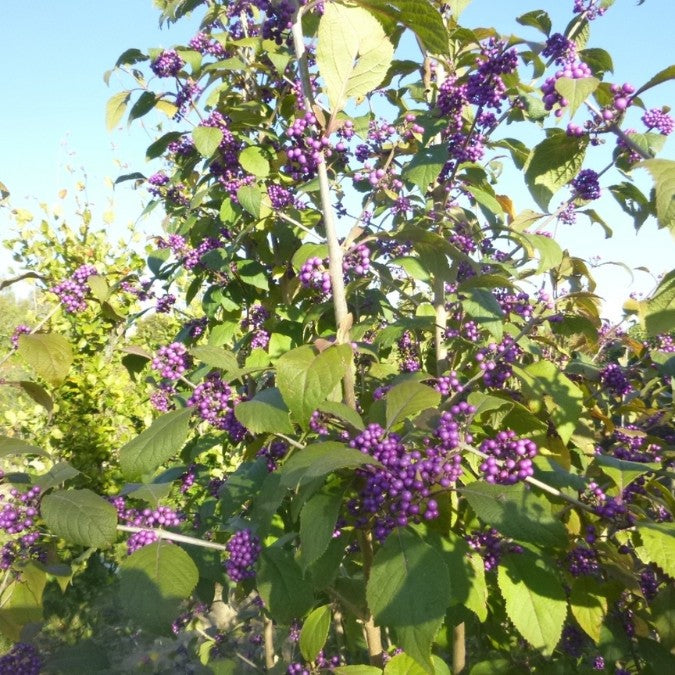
[357,530,384,667]
[291,13,355,409]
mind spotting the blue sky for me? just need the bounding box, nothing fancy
[0,0,673,320]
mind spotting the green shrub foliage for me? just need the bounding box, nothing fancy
[1,1,674,672]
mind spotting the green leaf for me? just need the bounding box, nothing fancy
[578,48,614,77]
[594,453,657,491]
[106,91,130,130]
[237,184,271,219]
[257,547,315,624]
[635,64,675,96]
[335,667,382,675]
[192,125,223,157]
[516,10,551,35]
[0,436,49,458]
[236,259,270,290]
[637,269,675,337]
[119,407,193,479]
[86,275,110,302]
[402,144,447,193]
[318,401,365,431]
[637,159,675,233]
[220,459,269,517]
[383,652,428,674]
[651,585,675,651]
[41,489,117,548]
[36,461,80,490]
[300,604,332,662]
[516,361,583,444]
[145,131,182,160]
[554,76,599,117]
[17,333,73,386]
[279,442,380,490]
[316,3,394,111]
[300,490,343,570]
[48,640,110,673]
[356,1,448,56]
[570,576,608,643]
[497,553,567,655]
[239,146,270,177]
[367,529,451,671]
[460,482,568,548]
[119,541,198,633]
[189,345,238,371]
[15,380,54,412]
[0,563,46,641]
[463,289,504,340]
[524,132,588,210]
[235,387,294,435]
[276,344,352,429]
[128,91,158,124]
[385,381,440,430]
[636,523,675,577]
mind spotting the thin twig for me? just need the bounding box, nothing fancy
[116,525,229,551]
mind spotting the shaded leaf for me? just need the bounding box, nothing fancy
[119,541,199,633]
[257,547,314,624]
[41,489,117,548]
[235,387,294,435]
[17,333,73,386]
[119,408,193,479]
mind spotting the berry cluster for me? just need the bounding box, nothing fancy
[479,430,538,484]
[494,289,534,321]
[298,256,331,295]
[152,342,192,380]
[600,363,632,397]
[565,545,602,577]
[475,336,521,388]
[10,324,30,349]
[396,331,421,373]
[155,293,176,314]
[642,107,674,135]
[542,33,577,65]
[257,440,289,472]
[189,32,227,59]
[241,304,270,350]
[1,483,43,570]
[225,529,261,582]
[51,264,98,313]
[150,49,184,77]
[187,372,247,441]
[348,413,469,540]
[609,427,662,463]
[268,183,297,210]
[466,528,522,571]
[573,0,607,20]
[185,316,208,339]
[150,383,176,412]
[342,243,371,278]
[571,169,601,201]
[581,481,634,526]
[0,642,42,675]
[284,112,333,181]
[110,497,183,554]
[435,371,464,397]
